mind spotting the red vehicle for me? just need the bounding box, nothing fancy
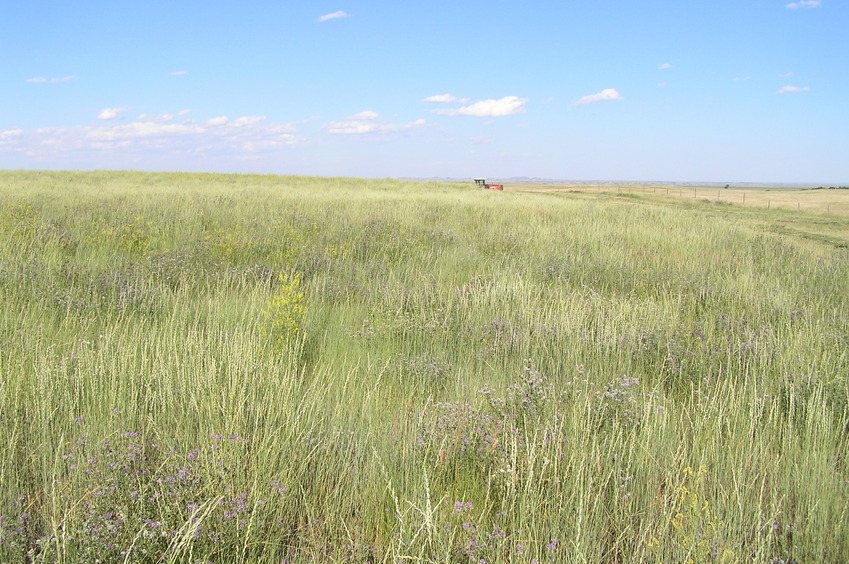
[474,178,504,191]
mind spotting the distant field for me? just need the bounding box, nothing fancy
[518,183,849,215]
[1,171,848,562]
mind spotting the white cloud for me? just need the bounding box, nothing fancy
[97,108,129,120]
[432,96,527,117]
[778,85,810,93]
[205,116,229,126]
[325,121,378,135]
[26,75,75,83]
[658,63,673,70]
[325,111,425,135]
[317,10,351,22]
[231,116,266,127]
[0,129,23,145]
[786,0,820,8]
[0,112,300,162]
[422,94,468,103]
[347,110,380,120]
[575,88,623,105]
[87,122,204,141]
[328,118,426,135]
[137,110,190,123]
[394,118,427,130]
[779,72,794,78]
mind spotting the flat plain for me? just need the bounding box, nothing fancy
[1,170,847,562]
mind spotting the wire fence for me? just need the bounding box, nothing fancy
[524,185,849,215]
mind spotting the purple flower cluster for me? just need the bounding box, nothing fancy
[416,360,574,471]
[394,352,454,388]
[0,430,296,563]
[479,318,520,360]
[415,399,506,466]
[592,374,647,428]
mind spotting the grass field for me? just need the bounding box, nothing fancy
[522,183,849,215]
[1,170,847,562]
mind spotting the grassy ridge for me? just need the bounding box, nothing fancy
[1,170,847,562]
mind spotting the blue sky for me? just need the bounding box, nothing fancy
[2,0,847,183]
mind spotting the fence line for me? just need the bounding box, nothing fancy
[567,185,845,214]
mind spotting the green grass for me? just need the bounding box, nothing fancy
[1,170,848,562]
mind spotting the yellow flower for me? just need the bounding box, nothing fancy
[262,272,306,344]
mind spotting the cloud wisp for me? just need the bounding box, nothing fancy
[0,129,23,146]
[658,63,673,70]
[97,108,129,120]
[575,88,623,105]
[324,111,425,135]
[347,110,380,120]
[786,0,820,8]
[778,85,810,93]
[431,96,527,117]
[26,76,75,83]
[136,110,191,123]
[422,94,468,103]
[317,11,351,22]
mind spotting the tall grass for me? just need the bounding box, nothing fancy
[1,170,847,562]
